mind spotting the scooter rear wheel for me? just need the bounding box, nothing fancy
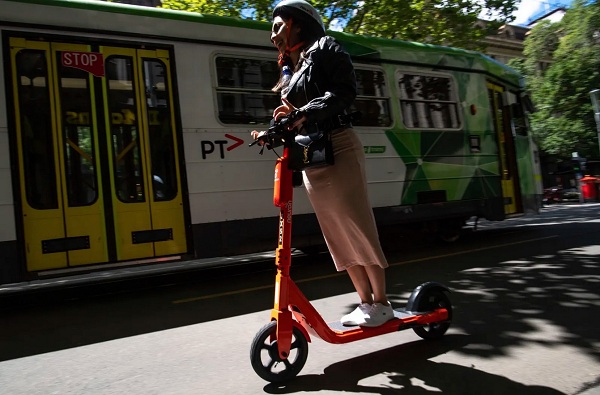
[250,321,308,382]
[412,289,452,340]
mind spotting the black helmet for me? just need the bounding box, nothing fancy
[273,0,326,33]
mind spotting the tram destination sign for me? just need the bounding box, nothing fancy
[61,51,105,77]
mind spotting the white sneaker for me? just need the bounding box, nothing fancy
[360,302,394,327]
[340,303,371,326]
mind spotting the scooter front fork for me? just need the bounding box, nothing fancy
[271,265,294,360]
[272,310,294,360]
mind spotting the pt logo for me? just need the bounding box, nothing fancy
[201,134,244,159]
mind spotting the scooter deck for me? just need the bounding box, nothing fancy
[327,309,417,332]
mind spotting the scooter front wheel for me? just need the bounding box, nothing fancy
[250,321,308,382]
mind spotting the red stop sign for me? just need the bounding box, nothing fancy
[61,51,105,77]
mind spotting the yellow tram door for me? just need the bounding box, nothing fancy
[9,38,108,271]
[487,82,520,215]
[100,47,187,261]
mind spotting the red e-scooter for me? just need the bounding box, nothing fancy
[249,116,452,383]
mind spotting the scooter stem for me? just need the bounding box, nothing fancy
[270,148,296,359]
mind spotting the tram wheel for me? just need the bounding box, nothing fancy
[250,321,308,383]
[413,289,452,340]
[437,219,464,243]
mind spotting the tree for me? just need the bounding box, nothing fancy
[521,0,600,159]
[159,0,358,29]
[158,0,519,50]
[345,0,519,50]
[159,0,249,17]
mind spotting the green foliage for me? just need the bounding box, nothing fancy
[345,0,517,50]
[506,57,525,75]
[159,0,358,28]
[159,0,248,17]
[522,0,600,159]
[308,0,357,30]
[158,0,518,50]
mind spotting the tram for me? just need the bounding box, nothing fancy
[0,0,542,285]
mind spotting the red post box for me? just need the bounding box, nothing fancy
[579,176,598,201]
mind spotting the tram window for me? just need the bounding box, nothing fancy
[15,50,59,210]
[397,73,460,130]
[352,69,391,127]
[142,58,178,201]
[105,56,146,203]
[57,55,98,207]
[215,56,280,125]
[512,94,529,136]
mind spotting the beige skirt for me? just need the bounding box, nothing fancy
[302,128,388,271]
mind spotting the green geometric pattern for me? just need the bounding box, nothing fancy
[385,130,501,205]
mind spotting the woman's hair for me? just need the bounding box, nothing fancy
[272,8,325,93]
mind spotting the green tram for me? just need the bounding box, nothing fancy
[0,0,542,285]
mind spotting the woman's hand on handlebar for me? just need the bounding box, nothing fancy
[250,130,267,146]
[274,98,306,130]
[251,98,306,147]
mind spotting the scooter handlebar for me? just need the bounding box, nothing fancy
[248,111,301,150]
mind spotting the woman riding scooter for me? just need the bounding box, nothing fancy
[252,0,393,327]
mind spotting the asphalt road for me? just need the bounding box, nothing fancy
[0,203,599,394]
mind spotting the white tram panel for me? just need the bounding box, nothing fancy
[359,130,407,208]
[175,43,307,224]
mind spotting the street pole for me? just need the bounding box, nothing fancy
[589,89,600,158]
[589,90,600,202]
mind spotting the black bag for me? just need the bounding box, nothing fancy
[288,131,334,171]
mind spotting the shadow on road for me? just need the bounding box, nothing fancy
[264,335,565,394]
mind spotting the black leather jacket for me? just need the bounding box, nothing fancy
[284,36,357,134]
